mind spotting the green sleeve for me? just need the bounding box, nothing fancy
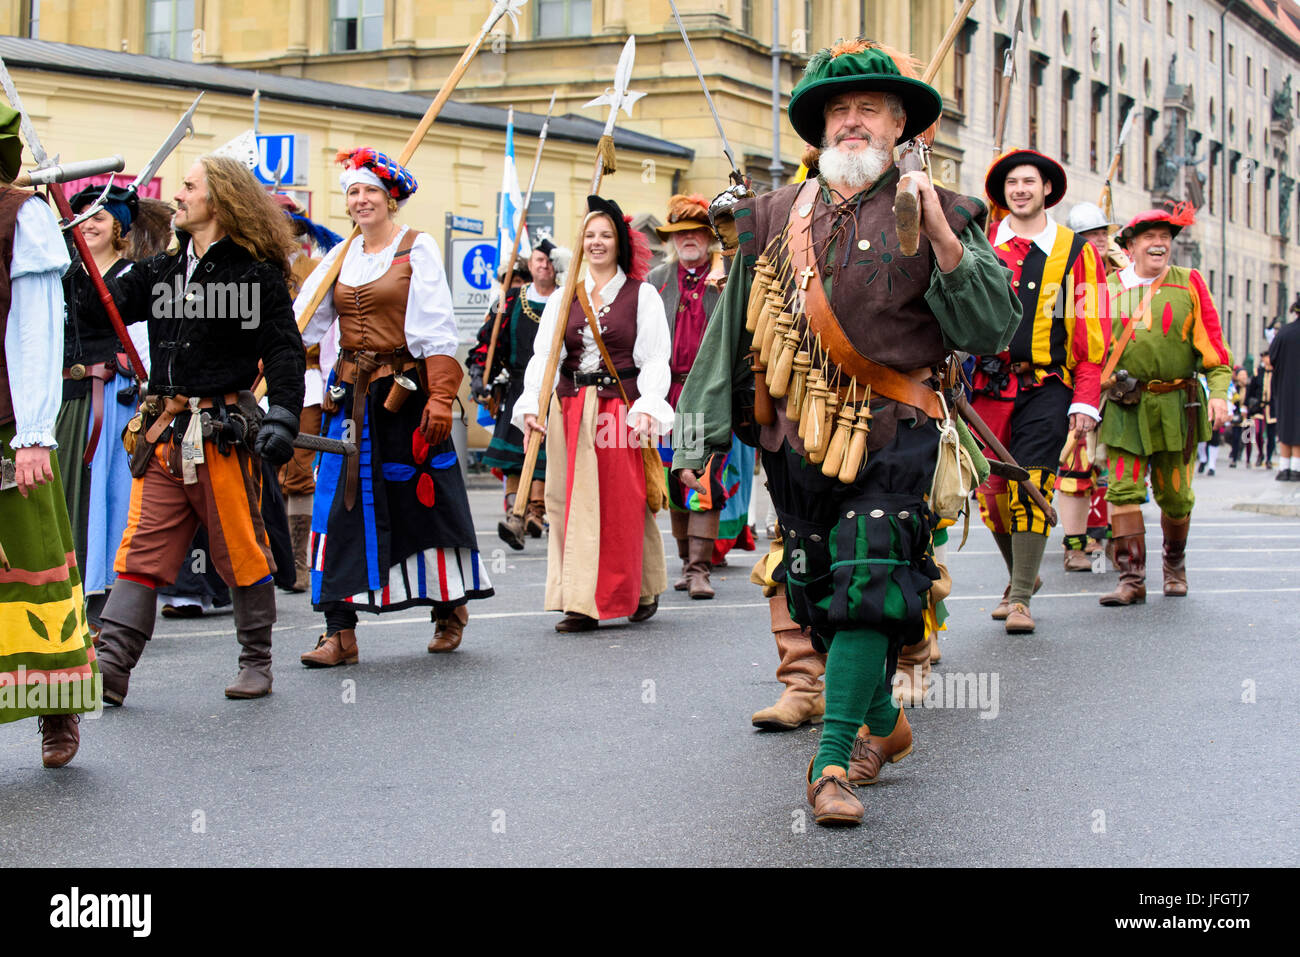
[1204,364,1232,401]
[671,260,754,473]
[924,220,1020,355]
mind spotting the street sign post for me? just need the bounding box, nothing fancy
[254,134,309,186]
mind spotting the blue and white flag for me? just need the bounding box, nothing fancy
[497,107,531,271]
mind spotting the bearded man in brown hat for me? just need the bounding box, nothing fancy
[647,195,728,598]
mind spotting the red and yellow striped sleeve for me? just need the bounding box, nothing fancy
[1184,268,1233,398]
[1065,240,1112,409]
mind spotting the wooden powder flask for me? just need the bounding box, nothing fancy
[765,314,796,390]
[746,254,776,332]
[821,399,856,478]
[750,350,776,425]
[839,386,874,484]
[788,349,812,418]
[809,393,837,463]
[751,291,776,359]
[798,368,824,440]
[758,299,786,365]
[768,323,802,398]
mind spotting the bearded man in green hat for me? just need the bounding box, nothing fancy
[673,39,1019,827]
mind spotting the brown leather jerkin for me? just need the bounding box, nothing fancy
[785,179,945,423]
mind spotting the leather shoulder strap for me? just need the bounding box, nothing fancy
[1101,266,1168,384]
[575,284,632,407]
[787,179,944,420]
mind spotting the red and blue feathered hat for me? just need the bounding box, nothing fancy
[336,147,418,205]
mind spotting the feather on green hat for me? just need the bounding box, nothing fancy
[787,39,942,147]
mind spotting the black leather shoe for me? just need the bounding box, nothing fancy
[555,613,598,633]
[628,598,658,622]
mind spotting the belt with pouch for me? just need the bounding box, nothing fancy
[332,346,420,511]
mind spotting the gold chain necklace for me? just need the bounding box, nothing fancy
[519,284,543,323]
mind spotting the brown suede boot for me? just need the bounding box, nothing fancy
[751,595,826,730]
[498,493,526,551]
[225,582,276,699]
[1161,513,1191,597]
[673,535,690,591]
[806,759,863,827]
[891,635,932,707]
[429,604,468,652]
[1100,510,1147,606]
[686,536,715,599]
[95,579,157,706]
[847,710,913,785]
[39,714,80,768]
[524,499,547,538]
[288,514,312,592]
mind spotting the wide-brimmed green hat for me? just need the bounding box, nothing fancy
[0,105,23,183]
[787,42,942,146]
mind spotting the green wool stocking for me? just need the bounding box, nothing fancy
[812,628,894,780]
[1008,531,1048,605]
[992,531,1014,574]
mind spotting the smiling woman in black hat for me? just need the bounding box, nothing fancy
[515,195,672,632]
[52,183,147,635]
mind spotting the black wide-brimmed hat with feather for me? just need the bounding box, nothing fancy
[585,195,651,282]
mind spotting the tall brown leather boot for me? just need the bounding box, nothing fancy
[686,536,715,599]
[288,513,312,592]
[891,634,932,707]
[1099,509,1147,606]
[225,581,276,699]
[751,594,825,729]
[95,579,157,706]
[1161,513,1191,597]
[673,535,691,591]
[429,604,468,652]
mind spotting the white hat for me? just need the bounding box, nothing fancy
[1066,202,1114,233]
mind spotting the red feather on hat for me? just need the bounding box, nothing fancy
[1164,200,1197,227]
[627,215,652,283]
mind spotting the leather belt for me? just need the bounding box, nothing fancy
[561,366,638,389]
[1137,377,1191,394]
[786,180,945,422]
[143,392,241,445]
[63,362,116,466]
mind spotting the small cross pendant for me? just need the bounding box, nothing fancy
[798,266,816,290]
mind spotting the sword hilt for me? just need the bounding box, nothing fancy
[294,433,357,456]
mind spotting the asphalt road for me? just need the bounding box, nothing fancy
[3,463,1297,866]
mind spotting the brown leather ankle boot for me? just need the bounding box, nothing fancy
[1161,513,1191,597]
[1100,510,1147,606]
[847,710,914,785]
[302,629,359,667]
[806,759,863,827]
[524,499,547,538]
[751,596,826,730]
[39,714,80,768]
[429,604,468,652]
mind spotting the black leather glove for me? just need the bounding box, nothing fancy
[470,368,489,399]
[254,405,298,466]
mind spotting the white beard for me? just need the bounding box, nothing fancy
[818,142,892,192]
